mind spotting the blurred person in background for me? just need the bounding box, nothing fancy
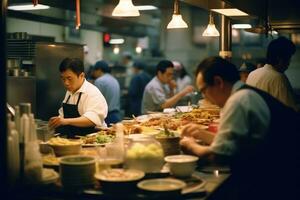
[238,62,256,83]
[142,60,194,114]
[83,45,95,83]
[128,61,151,117]
[49,58,108,138]
[121,52,134,88]
[173,61,192,92]
[173,61,194,105]
[93,60,121,126]
[247,36,299,111]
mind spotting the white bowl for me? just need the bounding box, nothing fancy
[49,143,81,157]
[164,155,199,178]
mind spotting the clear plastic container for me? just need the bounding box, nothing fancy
[125,135,164,173]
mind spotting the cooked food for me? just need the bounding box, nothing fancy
[123,124,143,135]
[156,130,176,138]
[141,117,180,130]
[47,137,81,146]
[96,134,115,144]
[82,131,115,145]
[42,154,60,166]
[96,169,144,182]
[156,125,178,138]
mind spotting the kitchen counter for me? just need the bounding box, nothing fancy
[9,167,231,200]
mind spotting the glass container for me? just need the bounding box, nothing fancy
[125,135,164,173]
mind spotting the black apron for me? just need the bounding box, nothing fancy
[231,85,300,200]
[56,92,96,138]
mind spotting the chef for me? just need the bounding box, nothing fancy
[48,58,108,138]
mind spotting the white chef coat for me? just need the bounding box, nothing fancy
[246,64,298,110]
[58,79,108,127]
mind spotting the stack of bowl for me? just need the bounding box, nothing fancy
[59,155,96,190]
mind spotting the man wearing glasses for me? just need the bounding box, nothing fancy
[180,56,299,200]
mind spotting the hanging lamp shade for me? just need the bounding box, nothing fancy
[202,12,220,37]
[167,0,188,29]
[112,0,140,17]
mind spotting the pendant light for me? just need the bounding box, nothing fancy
[167,0,188,29]
[8,0,49,11]
[112,0,140,17]
[202,12,220,37]
[75,0,81,29]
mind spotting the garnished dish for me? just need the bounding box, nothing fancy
[81,131,115,146]
[156,129,177,138]
[155,125,181,156]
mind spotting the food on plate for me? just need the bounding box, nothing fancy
[95,169,144,182]
[42,154,60,166]
[82,131,115,145]
[156,129,177,138]
[47,137,82,146]
[123,124,143,135]
[141,117,180,130]
[96,134,115,144]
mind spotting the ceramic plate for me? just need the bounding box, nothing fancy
[137,178,186,192]
[95,169,145,182]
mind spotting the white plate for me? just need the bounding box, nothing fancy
[135,115,150,122]
[176,106,192,113]
[137,178,186,192]
[95,169,145,182]
[163,108,176,113]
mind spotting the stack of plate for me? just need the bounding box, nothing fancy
[59,155,96,189]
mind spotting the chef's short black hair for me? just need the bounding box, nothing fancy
[94,60,111,73]
[156,60,174,74]
[267,37,296,65]
[59,58,84,76]
[196,56,240,85]
[133,60,146,70]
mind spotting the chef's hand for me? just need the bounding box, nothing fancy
[168,80,177,90]
[181,123,204,139]
[181,85,194,95]
[181,123,215,144]
[48,116,68,129]
[180,136,199,155]
[180,136,212,157]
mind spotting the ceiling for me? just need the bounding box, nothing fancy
[184,0,300,33]
[7,0,300,36]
